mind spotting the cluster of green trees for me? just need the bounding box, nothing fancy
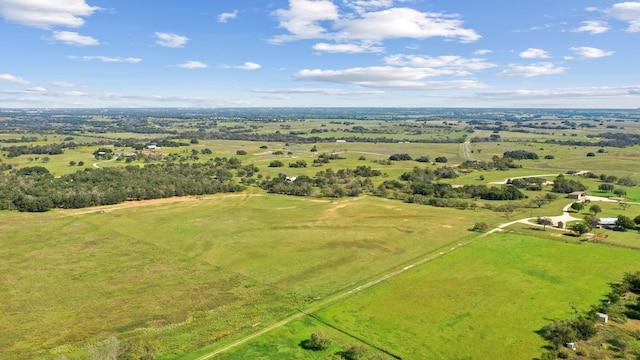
[507,177,547,191]
[551,174,587,193]
[1,160,246,212]
[366,166,526,210]
[3,144,65,157]
[539,272,640,359]
[260,166,378,197]
[300,331,391,359]
[503,150,539,160]
[459,156,521,171]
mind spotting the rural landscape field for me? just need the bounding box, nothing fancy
[2,108,640,359]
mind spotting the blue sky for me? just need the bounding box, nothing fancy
[1,0,639,108]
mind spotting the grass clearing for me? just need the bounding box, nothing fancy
[1,194,498,359]
[218,232,640,360]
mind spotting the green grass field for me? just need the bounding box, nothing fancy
[3,114,640,360]
[0,194,499,359]
[216,232,640,360]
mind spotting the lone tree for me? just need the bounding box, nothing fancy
[614,188,627,197]
[471,222,488,232]
[570,202,585,213]
[343,344,368,360]
[599,183,615,192]
[589,204,602,215]
[530,195,549,208]
[572,223,590,237]
[616,215,635,231]
[538,217,554,230]
[302,331,332,350]
[583,215,599,230]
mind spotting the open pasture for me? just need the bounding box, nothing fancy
[0,194,498,359]
[217,232,640,360]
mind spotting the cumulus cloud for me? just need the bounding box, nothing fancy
[177,61,208,69]
[572,20,609,34]
[0,0,100,29]
[218,10,238,23]
[344,0,394,13]
[474,49,493,55]
[519,48,551,59]
[51,31,99,46]
[271,1,480,45]
[497,62,566,77]
[294,66,486,89]
[383,54,497,73]
[271,0,340,43]
[335,7,481,43]
[571,46,614,58]
[155,32,189,48]
[607,2,640,32]
[313,42,384,53]
[221,62,262,70]
[69,55,142,63]
[0,73,30,84]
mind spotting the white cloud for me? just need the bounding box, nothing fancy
[177,61,208,69]
[476,85,640,102]
[0,0,100,29]
[519,48,551,59]
[572,20,609,34]
[50,81,75,87]
[571,46,614,58]
[0,73,30,84]
[250,87,384,96]
[344,0,393,13]
[155,32,189,48]
[26,86,47,93]
[271,0,340,43]
[236,62,262,70]
[497,62,566,77]
[383,54,497,73]
[294,66,487,89]
[607,2,640,32]
[69,55,142,63]
[271,1,480,44]
[335,7,481,43]
[474,49,493,55]
[221,62,262,70]
[313,42,384,53]
[218,10,238,23]
[51,31,99,46]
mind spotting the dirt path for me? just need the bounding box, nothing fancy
[193,195,610,359]
[62,193,263,216]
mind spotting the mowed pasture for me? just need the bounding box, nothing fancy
[0,194,497,359]
[216,232,640,360]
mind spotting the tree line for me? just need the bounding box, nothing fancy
[1,160,246,212]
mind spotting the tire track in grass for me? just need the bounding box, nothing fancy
[194,236,480,359]
[194,198,593,358]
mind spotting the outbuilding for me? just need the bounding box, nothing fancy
[567,191,586,200]
[596,217,618,229]
[597,312,609,323]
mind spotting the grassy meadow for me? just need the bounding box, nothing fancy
[0,194,498,359]
[215,232,640,360]
[3,111,640,359]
